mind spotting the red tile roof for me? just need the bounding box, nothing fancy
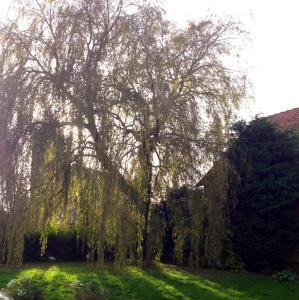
[268,107,299,130]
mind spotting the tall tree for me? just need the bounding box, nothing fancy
[0,0,247,265]
[108,6,246,261]
[229,119,299,272]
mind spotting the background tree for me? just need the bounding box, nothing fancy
[228,119,299,272]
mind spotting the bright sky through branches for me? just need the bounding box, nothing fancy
[1,0,298,119]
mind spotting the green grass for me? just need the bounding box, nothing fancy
[0,263,298,299]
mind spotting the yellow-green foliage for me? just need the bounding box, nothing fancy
[203,159,240,270]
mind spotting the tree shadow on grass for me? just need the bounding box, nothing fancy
[147,264,299,300]
[127,266,246,300]
[95,268,185,300]
[70,264,248,300]
[2,263,298,300]
[24,264,252,300]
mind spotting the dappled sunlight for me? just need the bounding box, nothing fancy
[19,265,78,283]
[152,264,247,299]
[18,265,79,300]
[18,267,44,278]
[101,270,126,290]
[129,267,187,299]
[1,263,299,299]
[191,279,245,299]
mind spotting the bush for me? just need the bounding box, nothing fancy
[72,279,106,300]
[272,270,297,282]
[5,277,43,300]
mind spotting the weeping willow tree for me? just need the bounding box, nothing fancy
[159,120,242,270]
[0,0,247,266]
[201,158,242,270]
[159,187,207,267]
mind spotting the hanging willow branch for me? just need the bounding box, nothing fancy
[0,0,248,266]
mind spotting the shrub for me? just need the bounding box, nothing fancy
[72,279,106,300]
[5,277,43,300]
[272,270,297,283]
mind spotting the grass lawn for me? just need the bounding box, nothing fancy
[0,262,298,300]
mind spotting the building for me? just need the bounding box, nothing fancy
[268,107,299,130]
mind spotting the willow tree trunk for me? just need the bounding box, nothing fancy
[142,165,152,263]
[140,131,153,264]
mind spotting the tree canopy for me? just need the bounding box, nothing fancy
[0,0,247,266]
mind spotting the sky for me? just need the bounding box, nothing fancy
[163,0,299,120]
[1,0,299,120]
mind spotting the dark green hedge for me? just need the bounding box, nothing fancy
[23,231,87,262]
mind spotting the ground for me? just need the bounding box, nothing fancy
[0,263,298,300]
